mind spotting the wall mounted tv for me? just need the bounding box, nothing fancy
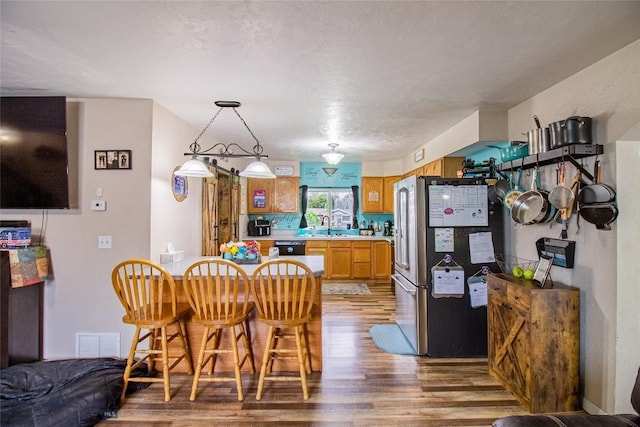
[1,96,70,209]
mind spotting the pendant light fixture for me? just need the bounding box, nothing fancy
[175,101,275,179]
[322,143,344,165]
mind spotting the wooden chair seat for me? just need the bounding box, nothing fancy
[250,259,316,400]
[182,259,256,401]
[111,259,194,402]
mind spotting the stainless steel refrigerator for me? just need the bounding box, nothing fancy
[392,175,504,357]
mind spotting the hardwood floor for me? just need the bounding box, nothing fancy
[99,281,529,426]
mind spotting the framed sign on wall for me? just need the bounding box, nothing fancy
[171,166,188,202]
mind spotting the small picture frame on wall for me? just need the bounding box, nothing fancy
[95,150,132,170]
[414,148,424,162]
[171,166,188,202]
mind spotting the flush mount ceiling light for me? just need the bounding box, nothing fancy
[175,100,275,179]
[322,143,344,165]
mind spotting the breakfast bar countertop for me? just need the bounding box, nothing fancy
[160,254,326,372]
[161,255,325,278]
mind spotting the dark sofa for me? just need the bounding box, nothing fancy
[0,357,150,427]
[493,366,640,426]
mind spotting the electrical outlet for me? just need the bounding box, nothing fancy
[98,235,112,249]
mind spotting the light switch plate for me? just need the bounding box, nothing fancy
[91,200,106,211]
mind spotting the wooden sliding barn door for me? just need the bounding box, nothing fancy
[201,167,241,256]
[201,168,218,256]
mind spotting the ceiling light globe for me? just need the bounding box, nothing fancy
[322,152,344,165]
[175,158,214,177]
[239,160,276,179]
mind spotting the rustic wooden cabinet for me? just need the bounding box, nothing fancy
[487,273,580,413]
[371,241,391,280]
[361,177,384,213]
[246,177,299,214]
[382,175,401,213]
[351,241,371,279]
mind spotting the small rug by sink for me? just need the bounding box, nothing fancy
[369,324,417,355]
[322,283,371,295]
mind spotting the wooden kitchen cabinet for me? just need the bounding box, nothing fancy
[351,241,371,279]
[423,156,464,178]
[246,178,274,214]
[371,240,391,281]
[383,175,401,213]
[305,240,328,279]
[329,241,351,279]
[273,176,299,213]
[256,240,274,257]
[487,274,580,413]
[361,177,384,213]
[246,177,299,214]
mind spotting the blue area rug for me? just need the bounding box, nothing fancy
[369,324,417,355]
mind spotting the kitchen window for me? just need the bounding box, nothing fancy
[306,189,354,230]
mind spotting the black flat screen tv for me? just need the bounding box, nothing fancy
[1,96,70,209]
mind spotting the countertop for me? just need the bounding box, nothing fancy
[161,255,325,279]
[245,235,393,242]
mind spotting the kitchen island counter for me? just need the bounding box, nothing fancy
[162,255,325,372]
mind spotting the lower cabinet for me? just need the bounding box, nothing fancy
[304,239,391,281]
[329,241,352,279]
[352,241,371,279]
[487,273,580,413]
[305,240,328,279]
[372,241,391,280]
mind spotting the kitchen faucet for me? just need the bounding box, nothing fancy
[321,215,331,235]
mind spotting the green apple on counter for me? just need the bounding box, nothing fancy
[512,266,524,278]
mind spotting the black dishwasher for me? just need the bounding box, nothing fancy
[274,240,306,256]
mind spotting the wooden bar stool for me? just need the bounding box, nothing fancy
[111,259,193,402]
[250,259,316,400]
[182,259,256,401]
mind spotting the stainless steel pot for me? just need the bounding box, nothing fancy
[563,116,592,145]
[549,116,593,148]
[526,128,550,154]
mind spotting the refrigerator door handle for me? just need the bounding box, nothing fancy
[392,274,416,296]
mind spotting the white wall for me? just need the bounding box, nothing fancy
[149,102,203,260]
[614,126,640,413]
[508,39,640,414]
[1,98,155,358]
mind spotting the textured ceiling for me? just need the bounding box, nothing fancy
[2,1,639,163]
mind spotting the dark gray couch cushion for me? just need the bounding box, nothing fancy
[493,366,640,427]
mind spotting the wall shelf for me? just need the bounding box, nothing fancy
[496,144,603,182]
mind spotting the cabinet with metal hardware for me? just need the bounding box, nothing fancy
[487,273,580,413]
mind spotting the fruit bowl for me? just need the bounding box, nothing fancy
[495,254,538,275]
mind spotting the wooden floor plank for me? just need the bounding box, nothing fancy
[98,280,530,426]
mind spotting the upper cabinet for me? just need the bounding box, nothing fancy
[274,176,299,213]
[402,156,465,179]
[361,177,384,213]
[383,175,401,213]
[246,177,299,214]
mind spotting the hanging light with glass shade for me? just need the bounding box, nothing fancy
[322,143,344,165]
[175,101,275,179]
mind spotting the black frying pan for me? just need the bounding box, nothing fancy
[579,203,618,230]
